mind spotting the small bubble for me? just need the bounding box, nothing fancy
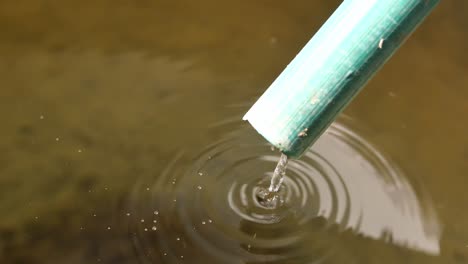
[146,187,150,191]
[55,137,60,141]
[153,220,157,223]
[173,199,177,202]
[208,219,213,223]
[78,149,82,153]
[270,146,275,151]
[126,213,131,216]
[80,227,84,230]
[34,216,38,220]
[39,115,44,120]
[144,228,148,232]
[270,37,278,44]
[208,156,212,160]
[154,210,159,215]
[180,255,184,259]
[198,172,203,176]
[152,226,157,231]
[141,219,145,223]
[197,186,202,190]
[202,221,206,225]
[163,253,167,256]
[93,214,97,217]
[107,226,111,230]
[176,237,180,241]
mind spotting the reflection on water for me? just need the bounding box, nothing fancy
[127,117,440,263]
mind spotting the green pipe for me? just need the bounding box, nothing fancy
[243,0,439,158]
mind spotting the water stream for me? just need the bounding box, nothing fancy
[255,153,289,209]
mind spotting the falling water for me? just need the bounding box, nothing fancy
[269,153,288,192]
[255,153,289,208]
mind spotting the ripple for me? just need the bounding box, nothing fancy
[126,117,440,263]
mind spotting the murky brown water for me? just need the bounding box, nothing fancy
[0,0,467,263]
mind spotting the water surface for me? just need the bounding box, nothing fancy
[0,0,467,263]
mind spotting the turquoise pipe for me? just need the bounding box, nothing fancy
[243,0,439,158]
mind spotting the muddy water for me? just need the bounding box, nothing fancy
[0,0,467,263]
